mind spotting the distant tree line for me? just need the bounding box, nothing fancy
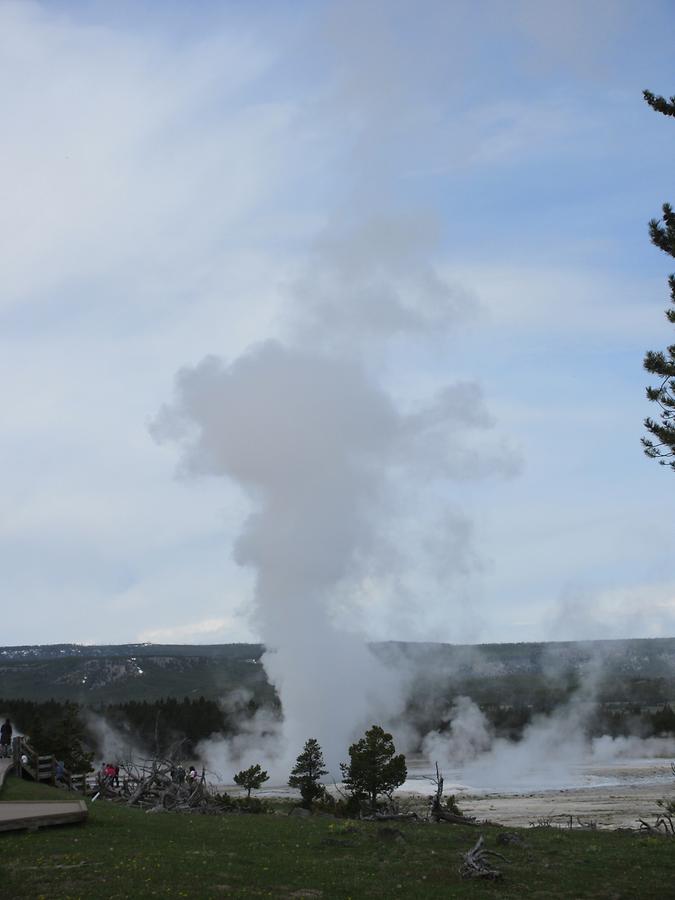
[425,702,675,744]
[103,696,243,756]
[2,696,675,776]
[0,695,264,765]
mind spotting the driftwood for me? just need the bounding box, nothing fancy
[639,815,675,837]
[95,758,220,814]
[639,764,675,836]
[127,770,162,807]
[435,811,479,825]
[459,835,507,880]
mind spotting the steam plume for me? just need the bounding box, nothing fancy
[152,331,512,774]
[151,7,518,776]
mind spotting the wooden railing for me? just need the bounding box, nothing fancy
[12,736,92,794]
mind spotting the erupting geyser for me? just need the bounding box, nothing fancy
[152,319,514,777]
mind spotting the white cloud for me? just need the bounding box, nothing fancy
[445,261,664,340]
[138,615,256,645]
[2,0,675,650]
[0,1,292,313]
[546,581,675,642]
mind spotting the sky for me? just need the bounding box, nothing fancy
[2,0,675,647]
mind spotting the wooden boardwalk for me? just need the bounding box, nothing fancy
[0,799,87,832]
[0,752,88,833]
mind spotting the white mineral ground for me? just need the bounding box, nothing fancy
[215,756,675,829]
[398,757,675,829]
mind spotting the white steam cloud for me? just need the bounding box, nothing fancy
[152,336,513,775]
[422,695,492,766]
[421,670,675,794]
[86,712,147,765]
[151,4,518,778]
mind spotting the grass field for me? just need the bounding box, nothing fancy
[1,778,675,898]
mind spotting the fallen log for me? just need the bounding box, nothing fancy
[459,835,507,880]
[360,812,419,822]
[433,810,478,826]
[126,772,160,807]
[639,817,675,837]
[92,757,222,814]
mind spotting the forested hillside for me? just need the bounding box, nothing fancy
[2,637,675,709]
[3,638,675,764]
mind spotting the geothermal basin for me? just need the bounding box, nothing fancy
[396,755,675,829]
[225,752,675,830]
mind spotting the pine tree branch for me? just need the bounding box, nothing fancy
[644,90,675,117]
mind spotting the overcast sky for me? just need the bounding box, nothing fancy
[2,0,675,647]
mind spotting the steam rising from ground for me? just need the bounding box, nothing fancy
[151,211,516,778]
[86,712,148,764]
[153,340,512,776]
[422,694,675,794]
[151,8,518,780]
[198,689,283,780]
[422,695,492,766]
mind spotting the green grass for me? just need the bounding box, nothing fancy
[1,778,675,898]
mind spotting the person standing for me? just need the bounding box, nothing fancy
[0,718,12,758]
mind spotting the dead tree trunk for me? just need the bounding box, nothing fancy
[428,761,477,825]
[459,835,507,880]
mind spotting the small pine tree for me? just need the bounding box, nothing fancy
[288,738,328,808]
[642,89,675,469]
[340,724,407,810]
[233,763,269,799]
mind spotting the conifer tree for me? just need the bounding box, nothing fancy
[288,738,328,808]
[340,724,406,809]
[642,89,675,469]
[233,763,269,799]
